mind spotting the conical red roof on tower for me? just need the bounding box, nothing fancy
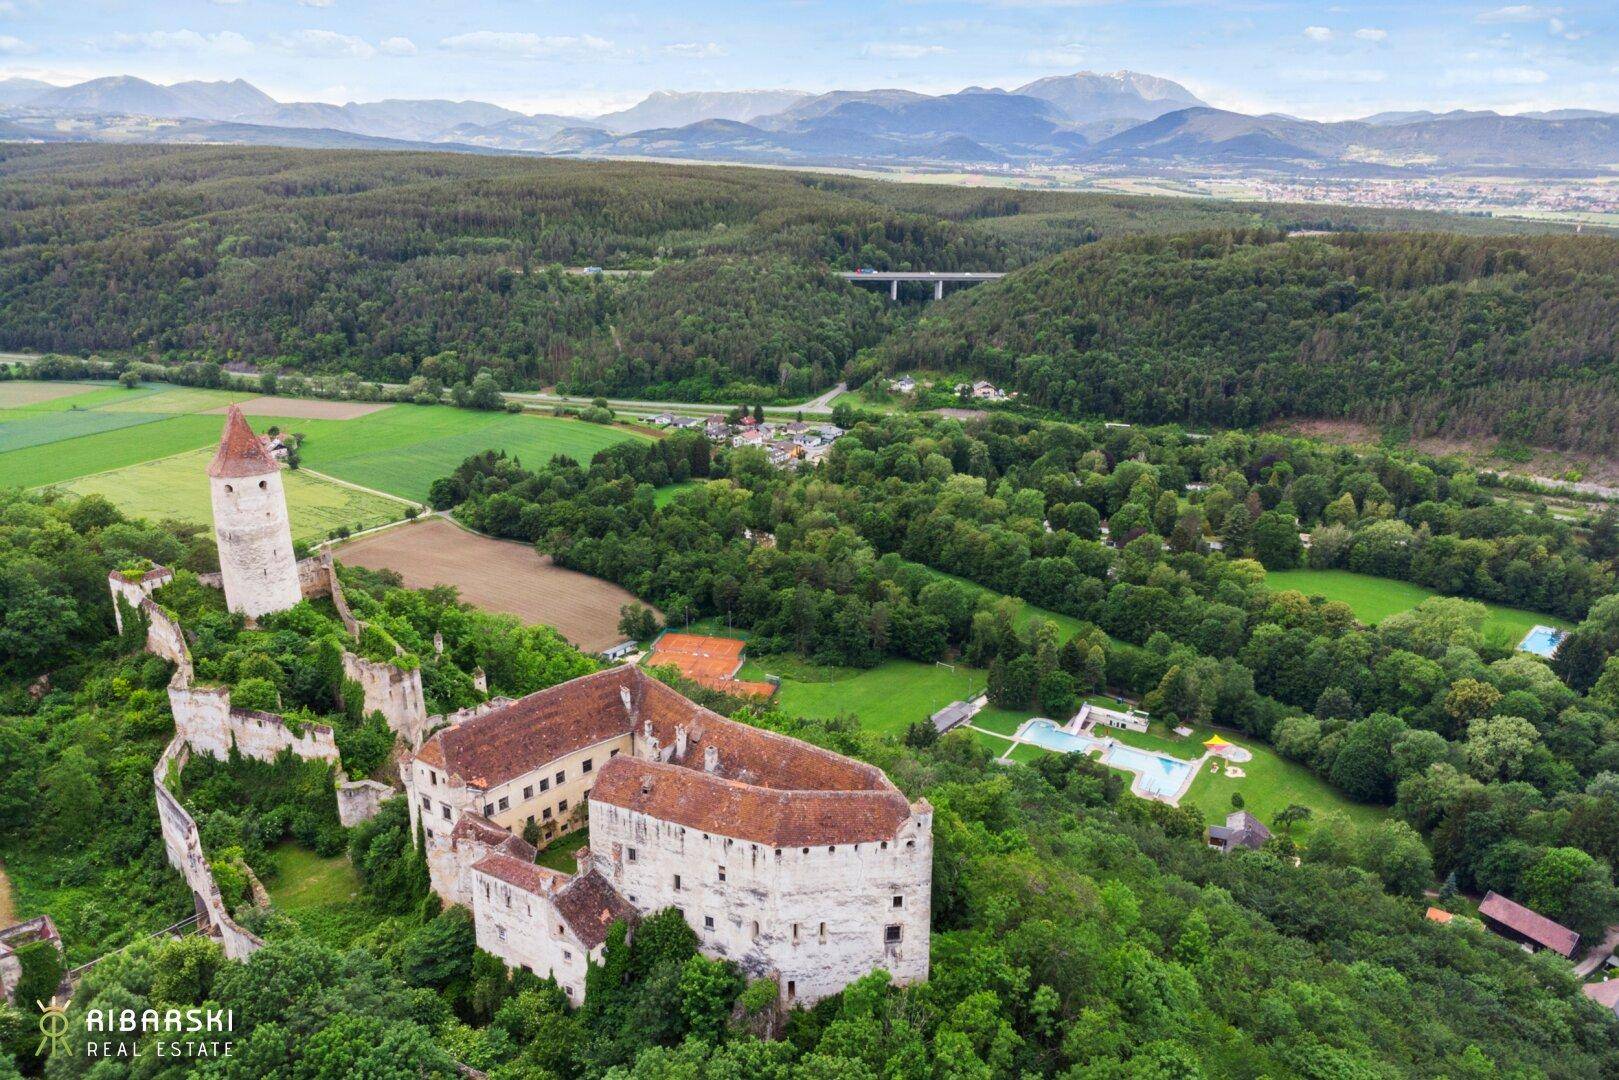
[208,405,280,478]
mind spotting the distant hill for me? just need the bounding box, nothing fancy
[595,90,810,131]
[1013,70,1204,121]
[0,77,57,108]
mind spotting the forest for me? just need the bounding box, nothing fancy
[3,478,1619,1077]
[872,229,1619,454]
[0,144,1589,407]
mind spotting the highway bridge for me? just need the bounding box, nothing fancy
[837,270,1006,300]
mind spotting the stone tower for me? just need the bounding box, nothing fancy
[209,406,302,619]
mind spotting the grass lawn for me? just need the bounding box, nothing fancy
[743,654,984,737]
[264,843,363,910]
[1005,742,1053,764]
[653,480,703,507]
[969,728,1017,756]
[970,705,1033,736]
[61,447,413,542]
[535,828,589,872]
[1182,731,1387,844]
[1265,568,1570,648]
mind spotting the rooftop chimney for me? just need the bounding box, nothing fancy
[703,745,719,774]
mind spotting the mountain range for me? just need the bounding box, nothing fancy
[1,71,1615,174]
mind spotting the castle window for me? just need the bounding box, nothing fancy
[542,808,552,820]
[564,985,573,998]
[791,923,799,943]
[885,925,902,944]
[429,771,437,785]
[750,920,760,941]
[441,805,452,821]
[880,841,888,850]
[523,785,533,800]
[563,950,572,961]
[420,795,431,811]
[893,895,904,908]
[558,799,568,813]
[906,840,915,848]
[258,480,267,490]
[497,797,509,812]
[703,915,715,930]
[539,778,550,792]
[555,770,566,785]
[582,758,593,773]
[610,748,620,757]
[627,847,637,863]
[818,922,826,943]
[717,866,726,882]
[787,981,796,1000]
[484,803,495,816]
[673,874,682,891]
[224,485,233,493]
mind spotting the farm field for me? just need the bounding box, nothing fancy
[62,448,411,542]
[0,379,647,504]
[337,517,648,652]
[740,653,984,737]
[1265,568,1570,647]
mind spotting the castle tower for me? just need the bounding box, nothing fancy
[209,406,303,619]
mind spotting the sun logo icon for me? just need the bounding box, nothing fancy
[37,998,69,1057]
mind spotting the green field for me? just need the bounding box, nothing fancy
[741,654,984,737]
[0,379,648,507]
[264,843,363,910]
[1182,730,1388,842]
[653,480,703,507]
[1265,568,1570,648]
[63,448,411,541]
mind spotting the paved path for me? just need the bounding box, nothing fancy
[1575,925,1619,977]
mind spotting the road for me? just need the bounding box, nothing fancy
[508,382,847,417]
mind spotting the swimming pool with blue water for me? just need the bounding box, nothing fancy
[1015,719,1197,799]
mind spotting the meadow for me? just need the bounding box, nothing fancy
[740,653,985,737]
[64,448,410,542]
[1264,568,1571,648]
[0,380,646,504]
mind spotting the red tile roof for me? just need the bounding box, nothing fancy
[451,812,537,861]
[591,759,913,847]
[1479,891,1579,957]
[208,406,281,478]
[552,869,637,949]
[473,853,569,896]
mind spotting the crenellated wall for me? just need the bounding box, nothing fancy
[153,736,266,962]
[166,680,341,767]
[343,650,429,747]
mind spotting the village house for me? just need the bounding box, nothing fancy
[889,375,917,394]
[1477,891,1579,958]
[1205,810,1271,853]
[403,665,932,1006]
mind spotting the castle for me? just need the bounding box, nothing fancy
[122,407,931,1005]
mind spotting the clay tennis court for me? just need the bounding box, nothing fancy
[207,395,393,420]
[335,517,649,652]
[645,633,776,697]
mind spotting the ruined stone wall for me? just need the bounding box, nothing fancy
[343,650,428,746]
[588,800,933,1006]
[336,778,393,828]
[153,736,265,962]
[108,572,192,679]
[166,681,340,767]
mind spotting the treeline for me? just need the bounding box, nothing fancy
[447,412,1619,941]
[873,229,1619,453]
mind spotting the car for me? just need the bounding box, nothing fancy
[582,266,604,275]
[855,267,877,275]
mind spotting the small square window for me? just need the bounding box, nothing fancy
[555,770,566,785]
[542,808,553,820]
[717,866,727,881]
[539,778,550,793]
[523,785,533,800]
[420,795,431,811]
[441,805,452,821]
[704,915,715,930]
[892,895,903,908]
[628,847,638,862]
[483,803,495,817]
[497,797,509,812]
[582,758,594,773]
[558,799,568,812]
[885,925,902,944]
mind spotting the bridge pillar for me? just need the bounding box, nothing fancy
[934,280,944,300]
[890,279,898,301]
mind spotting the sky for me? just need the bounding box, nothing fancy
[1,1,1617,120]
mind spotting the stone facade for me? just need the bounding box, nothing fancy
[0,915,63,1005]
[343,650,429,747]
[167,680,341,767]
[209,406,303,620]
[404,666,932,1006]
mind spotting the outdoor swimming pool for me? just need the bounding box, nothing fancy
[1014,719,1198,800]
[1518,625,1566,658]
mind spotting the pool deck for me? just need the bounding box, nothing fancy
[999,718,1253,806]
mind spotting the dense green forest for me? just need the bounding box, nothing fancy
[873,229,1619,453]
[0,144,1583,404]
[3,484,1619,1078]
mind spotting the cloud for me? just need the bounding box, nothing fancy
[1302,26,1334,42]
[0,33,31,54]
[1354,28,1387,42]
[438,31,618,61]
[1475,5,1549,23]
[663,42,726,58]
[863,43,949,60]
[379,36,417,56]
[274,29,375,59]
[95,30,252,56]
[1547,17,1586,40]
